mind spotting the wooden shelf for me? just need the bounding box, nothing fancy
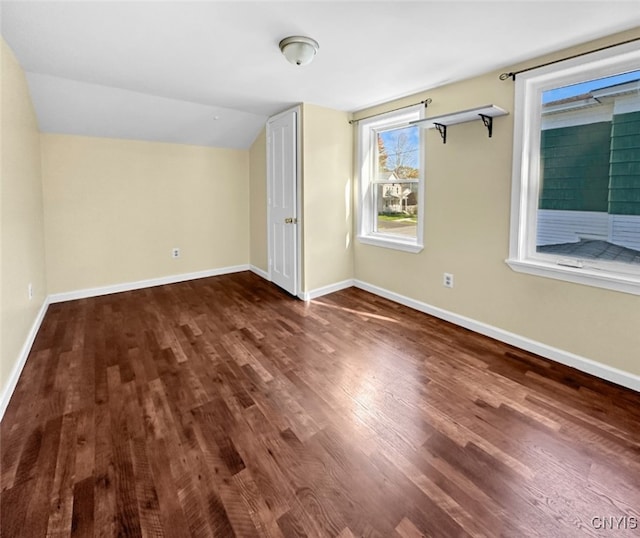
[410,104,508,143]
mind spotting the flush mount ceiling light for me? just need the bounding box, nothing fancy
[279,36,319,66]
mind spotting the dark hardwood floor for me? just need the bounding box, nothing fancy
[2,271,640,537]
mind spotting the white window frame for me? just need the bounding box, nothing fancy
[507,41,640,296]
[357,105,424,253]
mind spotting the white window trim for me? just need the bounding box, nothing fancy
[357,105,425,253]
[507,41,640,296]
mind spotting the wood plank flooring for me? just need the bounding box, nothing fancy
[2,271,640,537]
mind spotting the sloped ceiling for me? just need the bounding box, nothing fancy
[2,1,639,149]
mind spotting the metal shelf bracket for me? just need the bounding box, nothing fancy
[434,123,447,144]
[479,114,493,138]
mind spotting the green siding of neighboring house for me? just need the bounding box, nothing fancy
[609,111,640,216]
[539,122,611,211]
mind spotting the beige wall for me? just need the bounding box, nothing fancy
[1,39,47,401]
[301,104,353,292]
[353,28,640,377]
[249,127,268,272]
[42,134,249,294]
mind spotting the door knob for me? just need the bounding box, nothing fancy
[284,217,297,224]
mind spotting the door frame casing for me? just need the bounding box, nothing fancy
[266,104,303,298]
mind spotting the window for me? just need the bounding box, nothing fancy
[357,106,424,252]
[507,42,640,295]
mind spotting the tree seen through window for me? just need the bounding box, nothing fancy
[374,125,420,237]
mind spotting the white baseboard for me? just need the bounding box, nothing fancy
[250,265,270,281]
[353,279,640,393]
[48,265,251,303]
[0,297,50,422]
[300,279,355,301]
[246,267,352,302]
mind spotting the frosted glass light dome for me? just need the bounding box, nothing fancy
[279,36,319,66]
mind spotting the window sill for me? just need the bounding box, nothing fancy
[506,257,640,296]
[358,234,423,253]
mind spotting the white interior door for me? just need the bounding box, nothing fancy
[267,108,299,295]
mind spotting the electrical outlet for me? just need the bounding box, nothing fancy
[172,248,180,259]
[28,283,33,300]
[443,273,454,288]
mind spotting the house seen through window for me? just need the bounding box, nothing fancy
[374,125,420,238]
[537,70,640,265]
[507,42,640,295]
[357,105,424,252]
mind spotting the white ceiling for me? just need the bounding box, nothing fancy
[2,1,639,149]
